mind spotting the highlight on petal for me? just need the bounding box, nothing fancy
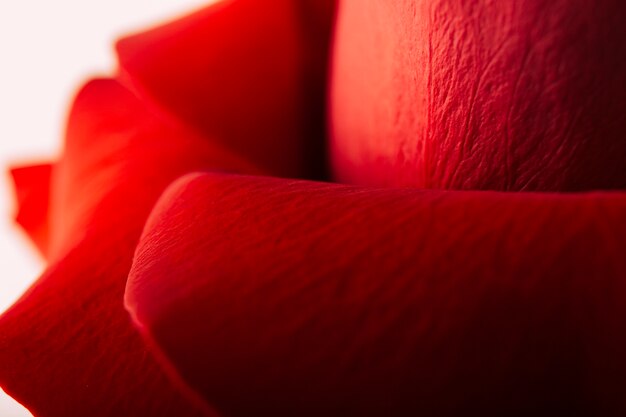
[117,0,337,179]
[127,173,626,416]
[331,0,626,191]
[0,77,258,416]
[49,77,257,257]
[9,163,53,257]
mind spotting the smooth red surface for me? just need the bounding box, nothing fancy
[331,0,626,191]
[127,173,626,417]
[9,163,53,256]
[1,1,338,414]
[3,0,626,415]
[47,78,256,258]
[117,0,336,179]
[0,78,255,417]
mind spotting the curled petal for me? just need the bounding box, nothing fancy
[0,78,255,416]
[127,173,626,416]
[117,0,337,179]
[49,78,255,257]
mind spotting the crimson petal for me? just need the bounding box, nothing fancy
[331,0,626,191]
[117,0,336,179]
[0,78,255,416]
[47,78,256,257]
[127,173,626,416]
[9,163,53,257]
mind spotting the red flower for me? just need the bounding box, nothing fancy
[2,0,626,416]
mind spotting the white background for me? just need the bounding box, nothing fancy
[0,1,215,415]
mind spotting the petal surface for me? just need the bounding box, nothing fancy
[9,163,53,256]
[331,0,626,191]
[117,0,337,179]
[127,173,626,416]
[0,78,255,416]
[48,78,256,257]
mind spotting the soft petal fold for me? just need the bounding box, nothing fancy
[49,77,256,257]
[127,173,626,416]
[331,0,626,191]
[117,0,337,179]
[9,163,53,256]
[0,78,256,416]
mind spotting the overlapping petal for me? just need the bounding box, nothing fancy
[117,0,336,179]
[0,78,255,416]
[47,78,256,257]
[127,173,626,416]
[331,0,626,191]
[2,1,340,414]
[4,0,626,416]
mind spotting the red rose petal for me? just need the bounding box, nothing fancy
[331,0,626,191]
[117,0,337,179]
[127,173,626,416]
[49,78,256,257]
[9,163,53,257]
[0,235,216,417]
[0,78,256,416]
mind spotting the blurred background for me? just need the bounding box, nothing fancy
[0,1,212,415]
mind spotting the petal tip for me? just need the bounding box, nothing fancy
[9,163,53,257]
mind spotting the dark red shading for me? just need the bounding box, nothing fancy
[9,163,53,256]
[0,78,256,416]
[127,173,626,417]
[331,0,626,191]
[117,0,337,180]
